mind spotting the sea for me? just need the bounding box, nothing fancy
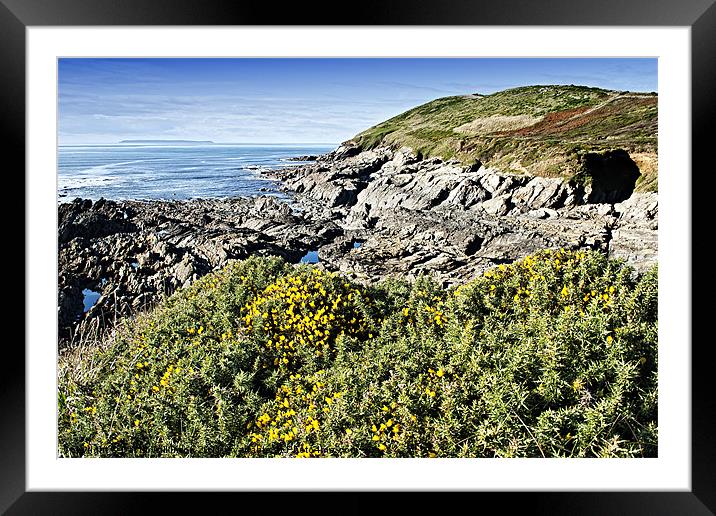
[57,143,335,201]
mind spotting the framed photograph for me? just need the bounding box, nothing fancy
[6,0,712,512]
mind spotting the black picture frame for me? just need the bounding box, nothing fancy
[4,0,712,513]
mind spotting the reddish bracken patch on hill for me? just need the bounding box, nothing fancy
[501,96,658,138]
[500,105,593,136]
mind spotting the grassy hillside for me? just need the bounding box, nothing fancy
[352,85,658,192]
[59,250,657,458]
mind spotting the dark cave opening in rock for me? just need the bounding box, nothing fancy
[580,150,641,204]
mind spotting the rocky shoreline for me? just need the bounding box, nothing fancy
[58,144,657,347]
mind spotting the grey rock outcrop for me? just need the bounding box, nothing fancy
[264,145,658,286]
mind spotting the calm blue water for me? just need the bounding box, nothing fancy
[82,288,101,312]
[300,250,320,264]
[58,144,333,201]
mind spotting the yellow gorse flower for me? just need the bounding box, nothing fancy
[241,269,369,370]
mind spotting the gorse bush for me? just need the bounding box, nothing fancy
[58,249,658,458]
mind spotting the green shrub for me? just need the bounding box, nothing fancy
[58,249,657,458]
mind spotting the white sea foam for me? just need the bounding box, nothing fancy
[57,144,334,200]
[59,175,123,189]
[66,160,147,176]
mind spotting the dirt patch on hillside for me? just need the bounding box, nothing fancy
[454,114,542,135]
[631,152,658,192]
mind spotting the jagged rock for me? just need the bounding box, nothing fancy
[609,227,658,272]
[511,177,577,211]
[443,178,491,208]
[615,193,658,221]
[175,256,195,284]
[252,195,293,217]
[331,142,362,160]
[527,208,559,219]
[58,198,136,243]
[480,195,513,216]
[285,155,318,161]
[390,147,421,168]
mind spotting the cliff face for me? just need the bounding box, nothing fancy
[351,85,658,192]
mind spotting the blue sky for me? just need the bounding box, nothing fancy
[58,58,657,145]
